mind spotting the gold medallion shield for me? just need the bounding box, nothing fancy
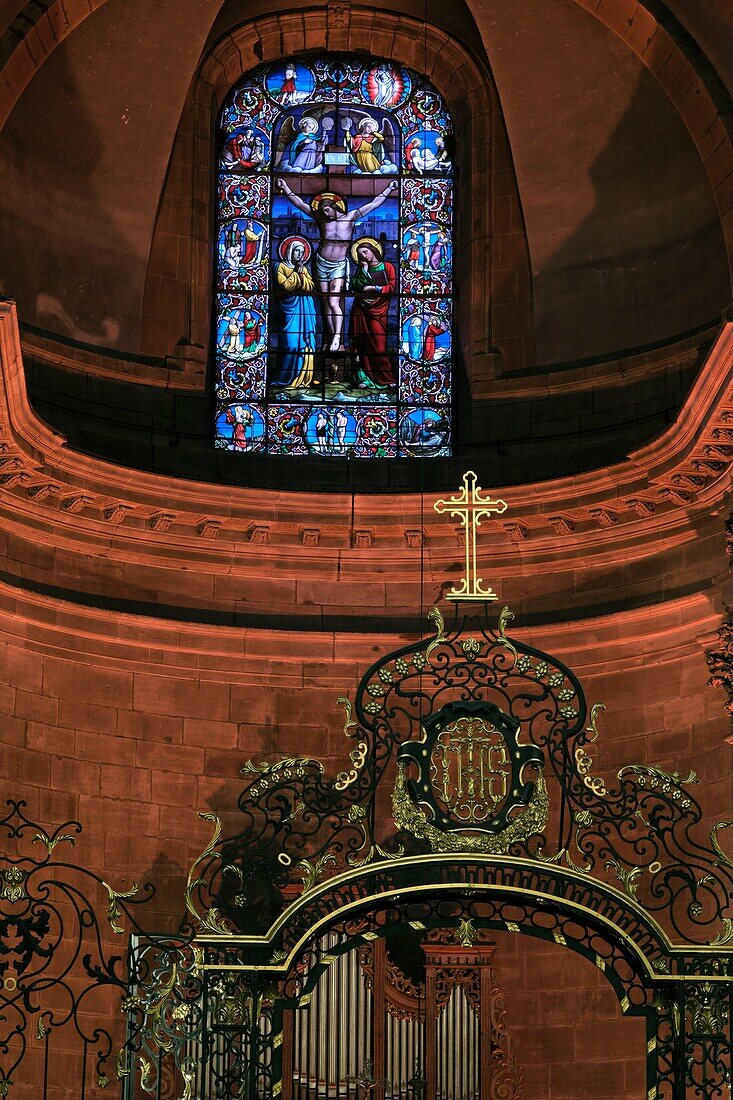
[430,717,511,823]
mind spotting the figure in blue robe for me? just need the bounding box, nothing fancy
[284,117,324,172]
[404,315,424,360]
[271,238,318,390]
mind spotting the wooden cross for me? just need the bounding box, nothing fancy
[434,471,507,600]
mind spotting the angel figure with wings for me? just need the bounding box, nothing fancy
[342,114,397,174]
[278,114,334,173]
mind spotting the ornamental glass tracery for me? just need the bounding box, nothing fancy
[213,54,453,458]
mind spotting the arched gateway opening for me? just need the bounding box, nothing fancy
[115,475,733,1099]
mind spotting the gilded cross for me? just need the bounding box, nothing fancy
[434,471,507,600]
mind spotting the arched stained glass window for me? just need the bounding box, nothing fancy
[213,54,453,458]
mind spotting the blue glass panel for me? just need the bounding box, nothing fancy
[218,174,269,221]
[399,406,451,456]
[352,406,397,457]
[216,294,268,361]
[402,179,452,226]
[217,218,269,292]
[309,58,342,102]
[265,60,317,105]
[402,127,452,174]
[400,298,452,363]
[220,125,271,172]
[339,107,400,176]
[399,358,451,406]
[401,221,451,296]
[267,403,389,456]
[267,405,311,454]
[221,83,279,135]
[361,63,412,108]
[215,355,267,403]
[274,108,337,174]
[268,238,322,396]
[270,184,399,313]
[396,89,452,139]
[214,402,266,452]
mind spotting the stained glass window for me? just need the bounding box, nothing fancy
[213,54,453,458]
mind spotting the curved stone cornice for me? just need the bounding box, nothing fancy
[0,571,722,678]
[0,302,731,623]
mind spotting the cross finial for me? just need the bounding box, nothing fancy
[434,471,507,600]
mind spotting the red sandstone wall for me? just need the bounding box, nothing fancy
[497,934,646,1097]
[3,587,728,918]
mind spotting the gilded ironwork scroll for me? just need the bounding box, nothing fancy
[0,800,154,1096]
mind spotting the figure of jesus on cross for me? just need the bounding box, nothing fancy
[434,471,507,600]
[276,178,398,352]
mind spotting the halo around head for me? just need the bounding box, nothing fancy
[350,236,383,263]
[311,191,346,213]
[279,235,312,263]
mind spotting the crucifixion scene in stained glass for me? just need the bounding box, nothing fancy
[213,54,454,458]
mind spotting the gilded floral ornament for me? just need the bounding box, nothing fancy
[708,918,733,947]
[346,804,404,869]
[496,605,517,663]
[617,763,696,811]
[426,605,446,665]
[102,880,140,935]
[184,813,235,935]
[0,867,25,903]
[180,1058,196,1100]
[286,798,306,821]
[240,755,319,797]
[574,702,607,796]
[334,697,368,791]
[711,820,733,869]
[603,856,643,899]
[116,1048,130,1079]
[31,829,77,855]
[392,761,548,855]
[297,851,338,892]
[455,918,477,947]
[138,1058,152,1091]
[689,983,728,1036]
